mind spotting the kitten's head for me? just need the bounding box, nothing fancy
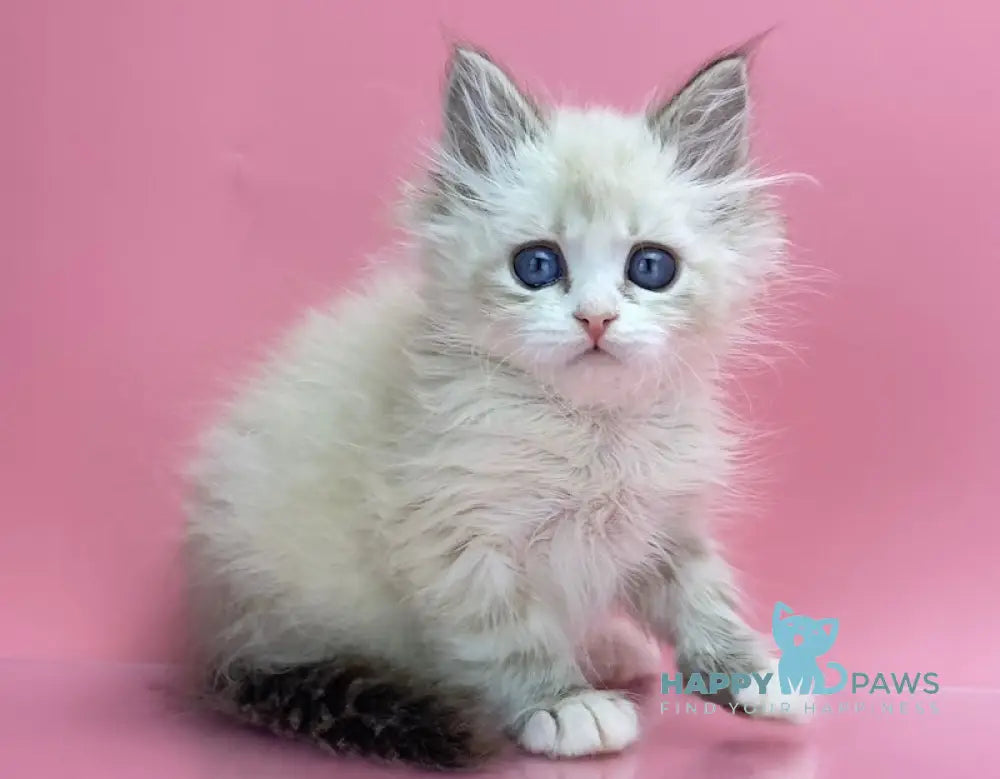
[772,602,839,656]
[411,45,786,408]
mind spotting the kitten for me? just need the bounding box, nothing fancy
[185,43,807,769]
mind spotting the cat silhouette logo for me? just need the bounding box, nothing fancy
[772,602,848,694]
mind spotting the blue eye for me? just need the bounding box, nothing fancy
[626,245,679,291]
[512,244,564,289]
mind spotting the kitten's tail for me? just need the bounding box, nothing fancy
[205,658,503,770]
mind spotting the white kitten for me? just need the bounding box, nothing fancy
[185,44,801,769]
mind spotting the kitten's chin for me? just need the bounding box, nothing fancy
[541,356,661,411]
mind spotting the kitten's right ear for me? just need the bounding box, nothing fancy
[647,52,751,179]
[442,46,544,173]
[773,602,793,624]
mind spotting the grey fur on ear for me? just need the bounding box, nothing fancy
[647,54,751,179]
[442,46,543,172]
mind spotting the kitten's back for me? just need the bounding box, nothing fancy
[186,271,424,667]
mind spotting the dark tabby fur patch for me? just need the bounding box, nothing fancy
[207,658,501,770]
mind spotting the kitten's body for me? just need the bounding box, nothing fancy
[192,272,722,663]
[187,45,807,768]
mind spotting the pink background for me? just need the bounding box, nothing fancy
[3,0,999,691]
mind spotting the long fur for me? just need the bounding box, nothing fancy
[185,45,802,768]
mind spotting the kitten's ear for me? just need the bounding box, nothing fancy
[818,618,839,640]
[773,601,793,625]
[442,46,544,172]
[647,53,751,179]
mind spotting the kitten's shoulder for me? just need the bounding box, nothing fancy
[257,264,422,386]
[200,261,425,463]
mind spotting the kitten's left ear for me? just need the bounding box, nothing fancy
[442,46,544,173]
[647,53,751,179]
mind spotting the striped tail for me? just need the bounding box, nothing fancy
[207,657,502,770]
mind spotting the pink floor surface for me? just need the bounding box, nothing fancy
[1,661,989,778]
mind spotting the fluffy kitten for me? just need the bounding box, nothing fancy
[185,44,805,769]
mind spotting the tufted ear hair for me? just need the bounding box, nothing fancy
[442,46,544,173]
[647,53,751,179]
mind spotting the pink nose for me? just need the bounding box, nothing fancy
[574,311,618,344]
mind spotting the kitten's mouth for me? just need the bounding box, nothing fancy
[570,346,620,365]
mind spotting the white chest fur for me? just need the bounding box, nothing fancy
[381,375,728,631]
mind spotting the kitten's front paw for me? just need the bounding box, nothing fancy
[734,660,813,724]
[517,690,640,758]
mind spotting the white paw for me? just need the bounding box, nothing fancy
[517,690,640,758]
[734,659,813,723]
[580,615,662,687]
